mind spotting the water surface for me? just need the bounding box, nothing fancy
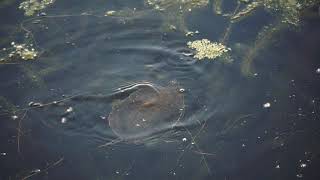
[1,1,320,180]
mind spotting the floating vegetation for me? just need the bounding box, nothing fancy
[262,0,301,26]
[104,10,116,16]
[145,0,209,32]
[19,0,55,16]
[228,0,318,26]
[213,0,320,76]
[185,30,200,37]
[187,39,230,60]
[230,1,261,23]
[1,42,38,63]
[212,0,223,15]
[10,42,38,60]
[146,0,209,11]
[241,21,285,76]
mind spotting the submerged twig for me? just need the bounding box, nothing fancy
[16,110,28,154]
[0,92,90,117]
[98,138,123,148]
[220,1,241,44]
[21,157,64,180]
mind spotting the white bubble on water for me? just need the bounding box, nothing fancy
[263,102,271,108]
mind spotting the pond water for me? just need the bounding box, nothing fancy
[1,0,320,180]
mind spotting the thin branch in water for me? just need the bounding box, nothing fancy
[192,150,216,156]
[220,1,241,44]
[16,110,28,154]
[0,92,90,117]
[21,157,64,180]
[122,160,136,176]
[0,63,20,65]
[98,138,122,148]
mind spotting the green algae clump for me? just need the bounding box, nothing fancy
[19,0,55,16]
[187,39,230,60]
[7,42,38,60]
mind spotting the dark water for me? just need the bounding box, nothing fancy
[1,0,320,180]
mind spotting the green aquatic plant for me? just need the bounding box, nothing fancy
[0,42,38,63]
[145,0,209,32]
[146,0,209,10]
[222,0,319,26]
[241,21,285,76]
[212,0,223,15]
[213,0,320,76]
[239,0,319,76]
[99,1,209,32]
[19,0,55,16]
[0,42,39,63]
[9,42,38,60]
[187,39,231,60]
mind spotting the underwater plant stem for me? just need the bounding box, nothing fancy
[21,157,64,180]
[220,1,241,44]
[241,20,286,76]
[17,110,27,154]
[0,92,90,119]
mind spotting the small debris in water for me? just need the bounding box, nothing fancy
[32,169,41,173]
[296,174,303,178]
[300,163,307,168]
[38,12,47,16]
[169,25,177,31]
[61,117,67,124]
[263,102,271,108]
[181,52,194,57]
[11,115,18,120]
[185,30,199,37]
[182,137,187,142]
[65,107,73,113]
[32,19,42,24]
[105,10,116,16]
[100,116,106,120]
[28,102,43,107]
[179,88,185,93]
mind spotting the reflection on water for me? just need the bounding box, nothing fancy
[1,0,320,180]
